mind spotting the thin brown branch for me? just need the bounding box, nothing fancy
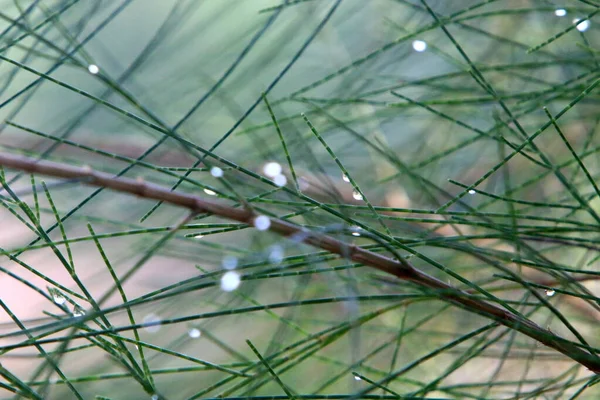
[1,152,599,374]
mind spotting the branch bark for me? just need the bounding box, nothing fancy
[1,152,599,374]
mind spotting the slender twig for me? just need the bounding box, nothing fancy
[1,152,599,374]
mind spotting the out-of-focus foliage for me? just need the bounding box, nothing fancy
[1,1,600,399]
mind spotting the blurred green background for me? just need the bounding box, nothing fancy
[1,0,600,399]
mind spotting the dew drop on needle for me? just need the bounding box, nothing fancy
[188,328,201,338]
[555,9,566,17]
[72,306,85,317]
[273,174,287,187]
[412,40,427,52]
[52,293,66,305]
[221,271,241,292]
[574,18,590,32]
[263,162,282,178]
[210,166,223,178]
[254,215,271,231]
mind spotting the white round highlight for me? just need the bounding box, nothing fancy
[555,9,566,17]
[253,215,271,231]
[52,293,66,305]
[574,18,590,32]
[72,307,85,317]
[88,64,99,74]
[188,328,201,338]
[412,40,427,52]
[210,167,223,178]
[352,190,363,201]
[273,174,287,187]
[263,162,282,177]
[204,188,217,196]
[221,271,241,292]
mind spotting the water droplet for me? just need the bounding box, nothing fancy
[545,289,556,297]
[151,395,159,400]
[268,245,284,264]
[555,9,567,17]
[412,40,427,52]
[342,174,350,183]
[574,18,590,32]
[352,190,363,201]
[204,188,217,196]
[88,64,99,74]
[72,306,85,317]
[273,174,287,187]
[354,375,362,381]
[143,313,162,333]
[188,328,201,338]
[468,189,476,195]
[52,292,66,305]
[351,226,361,237]
[222,255,238,270]
[263,162,282,178]
[254,215,271,231]
[194,234,204,239]
[221,271,241,292]
[210,167,223,178]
